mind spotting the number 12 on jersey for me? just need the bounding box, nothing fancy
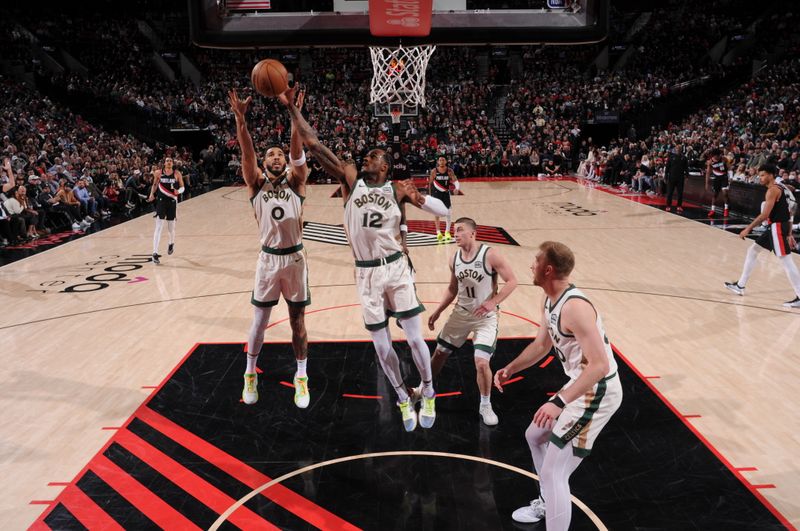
[362,212,383,228]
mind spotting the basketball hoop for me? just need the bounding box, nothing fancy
[369,44,436,108]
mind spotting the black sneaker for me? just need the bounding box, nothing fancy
[152,253,161,265]
[168,243,174,255]
[783,297,800,309]
[724,281,744,296]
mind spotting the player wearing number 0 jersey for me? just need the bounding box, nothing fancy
[494,242,622,530]
[427,217,517,426]
[281,88,450,432]
[229,87,311,410]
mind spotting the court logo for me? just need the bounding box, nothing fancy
[543,202,606,217]
[30,254,153,294]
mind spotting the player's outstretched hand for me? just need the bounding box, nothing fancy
[228,89,252,119]
[494,368,510,393]
[278,85,303,110]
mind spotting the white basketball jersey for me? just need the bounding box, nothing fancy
[544,285,617,381]
[251,171,303,249]
[454,244,497,314]
[344,176,402,261]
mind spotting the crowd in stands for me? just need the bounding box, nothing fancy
[0,76,202,248]
[3,0,797,250]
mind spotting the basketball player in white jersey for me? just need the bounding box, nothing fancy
[229,88,311,409]
[280,88,450,432]
[427,217,517,425]
[494,242,622,529]
[428,156,459,242]
[148,157,184,265]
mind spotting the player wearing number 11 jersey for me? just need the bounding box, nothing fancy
[280,87,451,432]
[229,88,311,410]
[427,217,517,426]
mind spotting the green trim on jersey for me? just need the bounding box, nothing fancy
[251,293,280,308]
[365,318,390,331]
[546,284,576,312]
[388,304,425,319]
[549,376,608,455]
[261,243,304,255]
[556,294,596,338]
[436,336,459,351]
[459,244,484,265]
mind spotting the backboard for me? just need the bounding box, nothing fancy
[189,0,608,48]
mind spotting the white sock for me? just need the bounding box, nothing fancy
[167,220,176,244]
[737,244,763,287]
[246,306,272,374]
[369,327,409,402]
[724,203,729,209]
[480,395,490,406]
[445,212,452,235]
[778,254,800,298]
[153,218,164,254]
[246,354,258,374]
[398,315,435,398]
[296,358,308,378]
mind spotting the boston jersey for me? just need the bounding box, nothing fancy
[251,170,304,250]
[454,244,497,314]
[344,174,402,261]
[432,169,450,193]
[544,285,617,381]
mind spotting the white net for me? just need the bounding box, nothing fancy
[369,44,436,108]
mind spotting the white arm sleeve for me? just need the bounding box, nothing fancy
[420,195,449,216]
[453,180,460,191]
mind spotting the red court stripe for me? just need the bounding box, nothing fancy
[736,467,758,472]
[342,394,382,399]
[752,484,777,489]
[644,375,661,379]
[682,414,702,419]
[101,427,123,430]
[91,454,200,530]
[47,482,70,487]
[137,407,361,531]
[504,376,524,386]
[29,500,55,505]
[280,381,295,388]
[60,486,124,531]
[141,386,158,389]
[436,391,462,398]
[114,429,278,531]
[538,355,554,368]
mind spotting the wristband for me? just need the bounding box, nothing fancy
[400,224,408,233]
[549,394,566,408]
[290,152,307,166]
[177,187,185,194]
[453,180,460,191]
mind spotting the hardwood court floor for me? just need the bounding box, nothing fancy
[1,179,798,528]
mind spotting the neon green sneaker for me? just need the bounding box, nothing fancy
[419,395,436,428]
[436,231,444,243]
[294,374,310,409]
[443,232,452,243]
[242,373,258,405]
[398,398,418,432]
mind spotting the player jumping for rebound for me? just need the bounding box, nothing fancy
[428,156,459,242]
[229,88,312,409]
[281,87,450,432]
[427,217,518,425]
[149,157,184,265]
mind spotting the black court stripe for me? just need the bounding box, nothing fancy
[103,442,220,529]
[43,503,90,531]
[76,469,158,530]
[125,418,310,530]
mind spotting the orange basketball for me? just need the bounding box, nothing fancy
[251,59,289,98]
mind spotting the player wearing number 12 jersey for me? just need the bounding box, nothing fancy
[280,87,450,432]
[229,88,311,410]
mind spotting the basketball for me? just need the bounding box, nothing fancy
[251,59,289,98]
